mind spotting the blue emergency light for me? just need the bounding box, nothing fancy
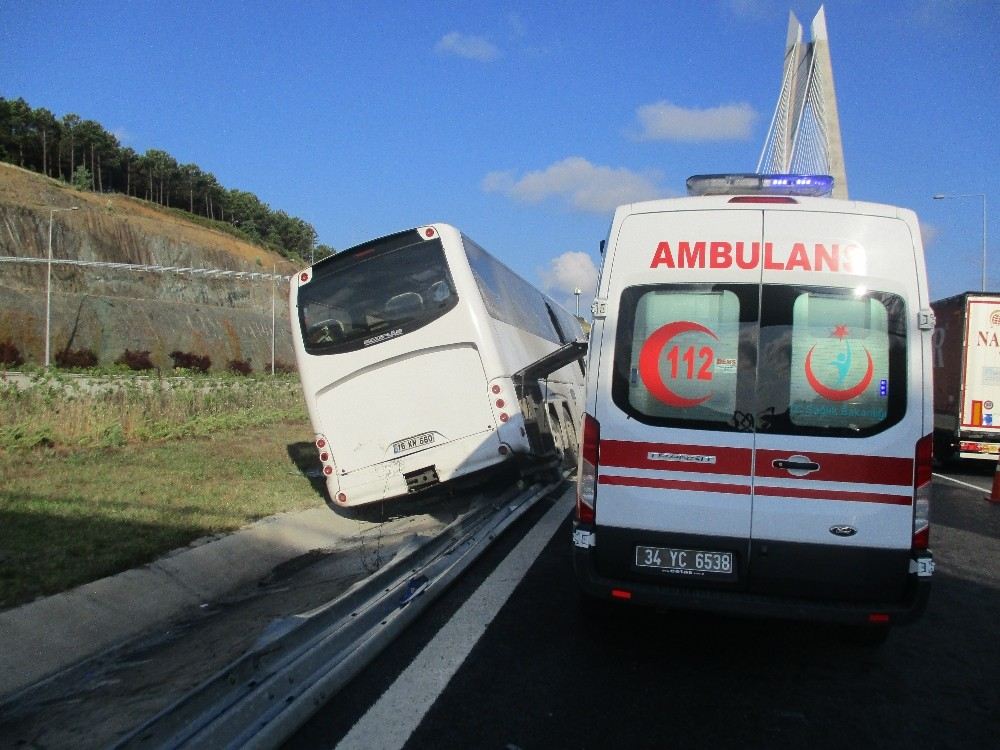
[686,173,835,198]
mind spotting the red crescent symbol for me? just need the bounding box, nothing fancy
[638,321,718,408]
[804,346,874,401]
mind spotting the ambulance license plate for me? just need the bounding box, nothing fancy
[635,545,735,579]
[393,432,434,454]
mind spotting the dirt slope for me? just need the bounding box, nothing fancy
[0,163,302,369]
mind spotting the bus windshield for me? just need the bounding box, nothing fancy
[297,230,459,355]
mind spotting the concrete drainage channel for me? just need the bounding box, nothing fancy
[115,474,567,749]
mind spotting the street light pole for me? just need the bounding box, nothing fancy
[45,206,79,367]
[933,193,988,291]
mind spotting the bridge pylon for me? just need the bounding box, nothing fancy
[757,5,848,199]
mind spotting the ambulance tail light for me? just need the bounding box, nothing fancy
[576,413,600,524]
[912,434,933,550]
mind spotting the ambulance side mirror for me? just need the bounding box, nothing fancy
[599,240,606,256]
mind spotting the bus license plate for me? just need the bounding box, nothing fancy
[635,545,735,579]
[393,432,435,454]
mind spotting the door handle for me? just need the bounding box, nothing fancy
[772,457,820,473]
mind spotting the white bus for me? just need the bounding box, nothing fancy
[290,224,586,508]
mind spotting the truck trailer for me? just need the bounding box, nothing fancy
[931,292,1000,462]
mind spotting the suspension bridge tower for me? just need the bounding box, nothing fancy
[757,5,849,199]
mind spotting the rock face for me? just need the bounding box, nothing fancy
[0,164,302,371]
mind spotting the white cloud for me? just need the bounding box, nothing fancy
[507,12,527,38]
[633,100,757,142]
[540,251,599,298]
[482,157,665,214]
[435,32,500,62]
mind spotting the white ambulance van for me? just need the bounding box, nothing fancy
[573,174,934,636]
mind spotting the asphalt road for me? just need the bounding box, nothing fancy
[2,465,996,749]
[291,462,1000,750]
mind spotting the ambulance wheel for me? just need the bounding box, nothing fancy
[842,623,891,647]
[578,590,614,619]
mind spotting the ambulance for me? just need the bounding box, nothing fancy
[573,174,934,637]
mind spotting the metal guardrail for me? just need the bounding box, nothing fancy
[0,254,290,282]
[115,474,566,749]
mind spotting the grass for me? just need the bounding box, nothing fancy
[0,370,325,610]
[1,368,307,449]
[0,420,323,610]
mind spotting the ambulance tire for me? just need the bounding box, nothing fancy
[841,622,891,647]
[577,590,616,621]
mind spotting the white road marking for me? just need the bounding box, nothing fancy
[933,472,990,493]
[334,488,574,750]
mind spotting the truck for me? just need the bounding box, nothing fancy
[931,292,1000,462]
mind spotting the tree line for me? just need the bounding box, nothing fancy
[0,96,334,263]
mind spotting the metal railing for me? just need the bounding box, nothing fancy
[115,473,567,749]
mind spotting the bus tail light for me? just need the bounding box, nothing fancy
[316,434,336,477]
[489,381,516,430]
[576,413,599,524]
[913,434,932,550]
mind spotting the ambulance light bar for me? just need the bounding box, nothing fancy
[686,173,834,198]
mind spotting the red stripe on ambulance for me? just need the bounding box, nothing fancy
[754,449,913,486]
[599,440,752,475]
[599,474,751,495]
[753,485,912,505]
[599,440,909,487]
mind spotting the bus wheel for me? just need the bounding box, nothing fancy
[560,407,578,469]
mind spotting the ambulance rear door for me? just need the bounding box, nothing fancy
[748,206,921,602]
[595,206,764,588]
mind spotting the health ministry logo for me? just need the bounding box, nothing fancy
[804,324,873,401]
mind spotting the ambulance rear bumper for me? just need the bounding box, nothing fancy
[572,524,931,626]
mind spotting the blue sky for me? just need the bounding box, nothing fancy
[2,1,997,307]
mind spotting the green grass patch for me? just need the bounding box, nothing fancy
[0,420,323,610]
[1,370,307,450]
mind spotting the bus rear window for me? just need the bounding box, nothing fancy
[298,232,459,355]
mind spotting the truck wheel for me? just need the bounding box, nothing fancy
[933,433,956,467]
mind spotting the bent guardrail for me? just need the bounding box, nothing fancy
[116,474,566,749]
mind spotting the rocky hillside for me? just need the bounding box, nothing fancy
[0,163,302,371]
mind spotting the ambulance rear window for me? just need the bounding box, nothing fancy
[612,284,906,436]
[622,287,741,428]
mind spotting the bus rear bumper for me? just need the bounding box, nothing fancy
[328,430,506,507]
